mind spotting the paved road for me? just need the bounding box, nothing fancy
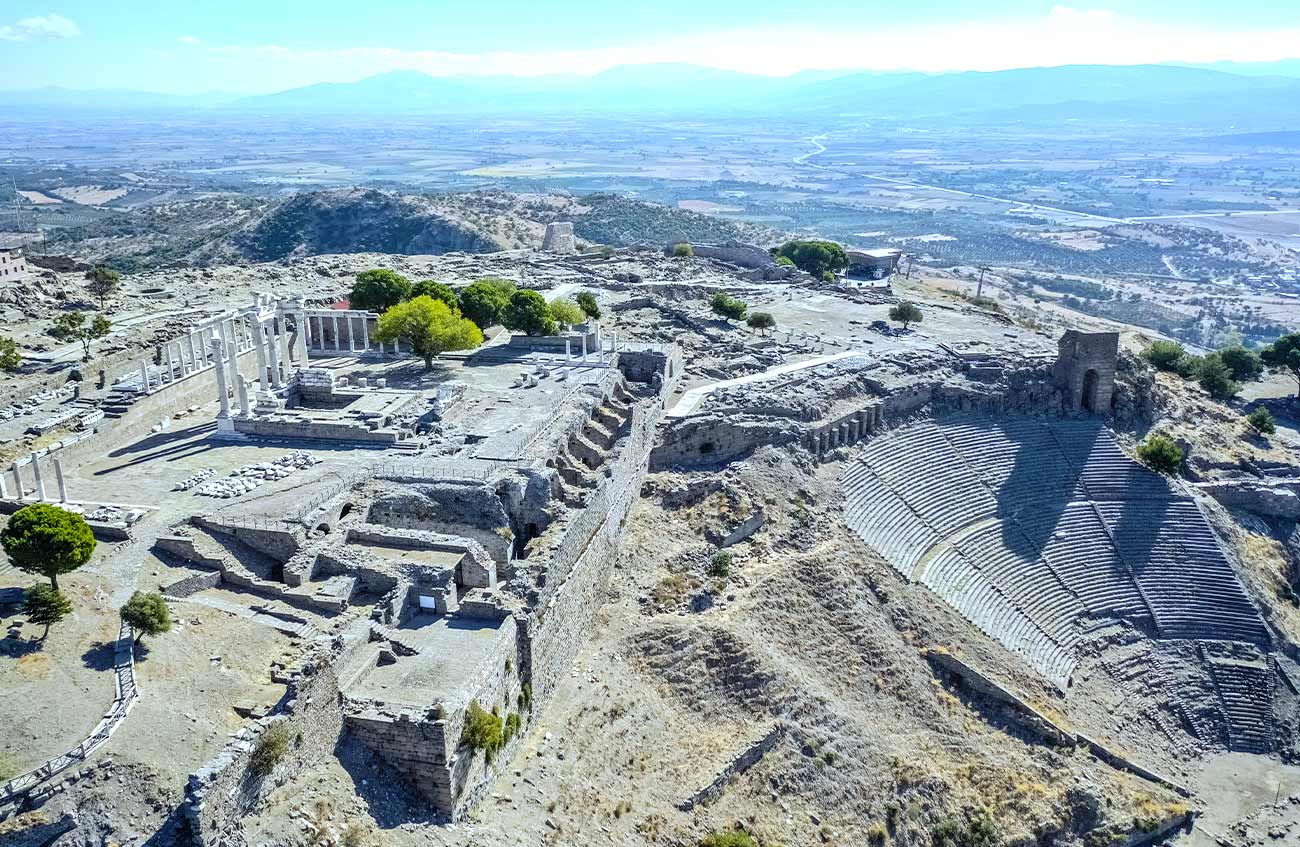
[665,350,864,418]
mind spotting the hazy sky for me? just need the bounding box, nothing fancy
[2,1,1299,94]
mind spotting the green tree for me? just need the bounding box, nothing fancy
[0,503,96,590]
[1218,345,1264,382]
[120,591,172,643]
[374,296,483,371]
[23,583,72,640]
[774,240,848,277]
[349,269,412,313]
[672,243,694,258]
[1196,353,1240,401]
[458,280,514,329]
[1137,434,1183,475]
[774,254,795,268]
[1141,340,1194,374]
[411,280,459,312]
[548,298,585,327]
[1246,407,1276,436]
[709,292,747,322]
[575,291,601,319]
[1261,332,1300,399]
[503,290,557,336]
[0,336,21,373]
[84,265,121,309]
[461,700,504,763]
[746,312,776,335]
[889,300,923,330]
[52,312,112,361]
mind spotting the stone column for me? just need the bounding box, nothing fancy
[267,320,285,389]
[251,317,270,394]
[211,337,232,420]
[332,315,341,351]
[165,345,176,383]
[31,455,46,500]
[0,473,7,499]
[53,457,67,502]
[191,332,204,369]
[565,338,572,360]
[347,314,357,353]
[236,376,251,417]
[224,337,240,404]
[361,313,370,353]
[11,465,23,500]
[580,334,587,362]
[138,359,150,394]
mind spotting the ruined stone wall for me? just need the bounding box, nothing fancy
[184,647,348,847]
[191,517,304,564]
[663,241,775,269]
[523,399,660,704]
[366,482,512,564]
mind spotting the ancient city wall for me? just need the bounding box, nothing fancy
[184,648,347,847]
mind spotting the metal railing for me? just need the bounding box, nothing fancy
[0,619,138,807]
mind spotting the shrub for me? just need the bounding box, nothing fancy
[931,809,999,847]
[774,254,795,267]
[1246,407,1276,435]
[672,243,694,258]
[889,301,923,330]
[341,821,369,847]
[249,722,293,777]
[462,700,504,762]
[708,550,732,578]
[709,292,747,322]
[519,683,533,712]
[699,830,756,847]
[1142,340,1197,376]
[374,296,483,371]
[503,711,521,744]
[746,312,776,334]
[1260,332,1300,399]
[1137,435,1183,475]
[575,291,601,319]
[1195,353,1240,401]
[821,270,837,282]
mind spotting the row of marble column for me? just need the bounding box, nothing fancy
[3,453,69,503]
[304,310,401,356]
[810,405,885,456]
[153,316,258,393]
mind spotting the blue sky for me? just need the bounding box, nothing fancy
[2,1,1299,93]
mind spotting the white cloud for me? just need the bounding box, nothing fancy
[177,35,202,45]
[0,13,80,42]
[203,12,1300,89]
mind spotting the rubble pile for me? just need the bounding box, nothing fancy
[194,451,319,498]
[173,468,217,492]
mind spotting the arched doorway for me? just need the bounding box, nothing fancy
[1081,369,1099,412]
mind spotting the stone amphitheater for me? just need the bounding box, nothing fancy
[840,415,1278,753]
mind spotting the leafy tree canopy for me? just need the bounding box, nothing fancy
[1141,340,1191,374]
[889,301,923,329]
[52,312,112,360]
[1218,345,1264,382]
[672,243,694,258]
[411,280,458,313]
[1196,352,1240,401]
[0,503,96,590]
[503,290,557,336]
[374,296,483,371]
[23,583,72,639]
[548,298,585,327]
[458,280,514,329]
[0,336,21,373]
[575,291,601,319]
[774,240,848,277]
[85,265,122,309]
[121,591,172,643]
[1261,332,1300,398]
[350,269,412,313]
[746,312,776,334]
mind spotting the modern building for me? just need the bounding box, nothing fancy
[0,247,27,282]
[846,248,903,279]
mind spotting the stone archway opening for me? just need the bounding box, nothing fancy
[1081,368,1100,412]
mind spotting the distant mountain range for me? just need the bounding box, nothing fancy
[4,61,1300,126]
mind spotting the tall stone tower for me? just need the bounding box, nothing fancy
[1054,330,1119,414]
